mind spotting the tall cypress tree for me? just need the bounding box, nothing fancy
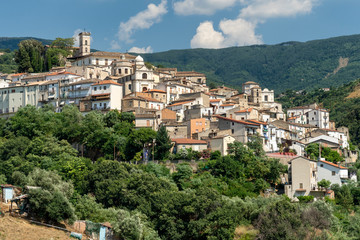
[155,125,173,160]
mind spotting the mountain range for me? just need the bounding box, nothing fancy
[2,34,360,93]
[142,34,360,93]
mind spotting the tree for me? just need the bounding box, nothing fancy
[125,128,157,161]
[318,179,331,189]
[15,39,44,73]
[154,126,172,160]
[27,168,76,224]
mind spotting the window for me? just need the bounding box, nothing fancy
[125,68,128,74]
[96,59,99,65]
[128,84,132,90]
[232,122,234,126]
[11,89,15,93]
[332,171,336,176]
[104,86,107,90]
[100,103,102,107]
[264,95,268,102]
[99,86,102,90]
[94,87,97,91]
[85,47,88,53]
[320,164,323,167]
[105,59,108,66]
[231,129,234,134]
[119,69,122,74]
[103,103,107,109]
[85,40,88,45]
[142,73,147,79]
[94,104,97,109]
[300,183,303,189]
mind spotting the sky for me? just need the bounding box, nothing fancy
[1,0,360,53]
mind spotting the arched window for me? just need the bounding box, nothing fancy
[142,87,148,92]
[85,40,88,45]
[85,47,88,53]
[142,73,147,79]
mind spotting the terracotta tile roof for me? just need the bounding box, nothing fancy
[210,99,221,102]
[216,115,260,126]
[46,71,79,76]
[319,160,347,169]
[92,80,122,86]
[167,100,193,107]
[246,119,267,125]
[12,73,26,77]
[148,89,166,93]
[220,104,235,107]
[175,71,205,77]
[172,138,207,144]
[235,108,253,113]
[243,81,258,85]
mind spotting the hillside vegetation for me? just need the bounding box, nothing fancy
[143,34,360,93]
[0,37,52,51]
[277,79,360,147]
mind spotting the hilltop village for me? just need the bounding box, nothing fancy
[0,32,358,202]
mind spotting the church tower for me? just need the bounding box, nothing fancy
[78,32,91,56]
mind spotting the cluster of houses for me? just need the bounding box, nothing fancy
[0,32,358,201]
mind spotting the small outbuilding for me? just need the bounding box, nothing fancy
[1,184,15,203]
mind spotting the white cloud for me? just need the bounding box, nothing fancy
[173,0,237,15]
[240,0,317,21]
[118,0,168,43]
[128,46,154,53]
[189,0,318,48]
[190,21,225,49]
[191,19,262,49]
[72,29,82,47]
[110,40,121,50]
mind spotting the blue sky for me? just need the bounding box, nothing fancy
[1,0,360,53]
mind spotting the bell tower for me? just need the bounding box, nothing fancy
[79,32,91,56]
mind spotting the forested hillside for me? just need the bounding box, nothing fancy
[1,106,360,239]
[0,37,52,51]
[143,34,360,93]
[277,79,360,147]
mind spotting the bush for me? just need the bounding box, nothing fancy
[297,195,314,203]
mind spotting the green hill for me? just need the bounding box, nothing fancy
[0,37,53,51]
[143,34,360,93]
[277,79,360,147]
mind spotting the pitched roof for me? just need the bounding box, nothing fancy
[12,73,26,77]
[92,80,122,86]
[172,138,207,144]
[220,104,235,107]
[46,71,79,76]
[235,108,253,113]
[210,99,221,102]
[319,160,347,169]
[147,89,166,93]
[167,100,193,107]
[216,115,260,126]
[175,71,205,77]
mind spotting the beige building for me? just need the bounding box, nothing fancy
[285,157,320,200]
[208,135,236,156]
[171,138,208,153]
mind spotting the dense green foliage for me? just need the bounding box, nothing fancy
[0,49,17,73]
[0,105,360,239]
[0,37,52,51]
[306,143,344,163]
[14,38,74,73]
[143,34,360,93]
[277,79,360,147]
